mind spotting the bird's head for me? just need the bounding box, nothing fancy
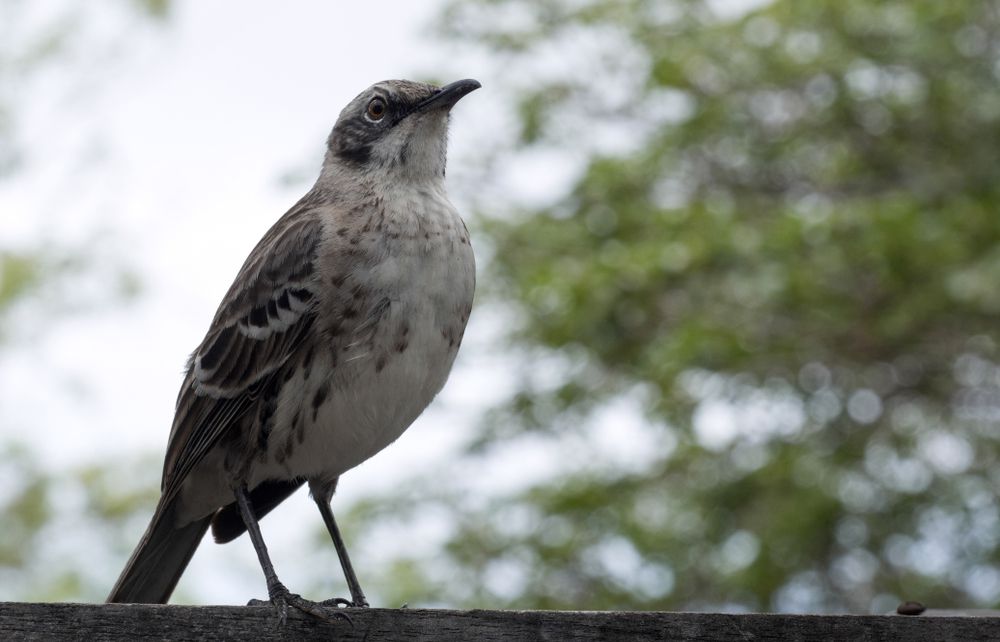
[324,78,480,183]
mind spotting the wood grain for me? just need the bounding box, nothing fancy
[1,603,998,641]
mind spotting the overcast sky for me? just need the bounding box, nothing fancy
[2,0,498,462]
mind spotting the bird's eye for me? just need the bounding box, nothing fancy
[366,98,386,121]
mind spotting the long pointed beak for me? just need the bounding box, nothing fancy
[414,79,482,113]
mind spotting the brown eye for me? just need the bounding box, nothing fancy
[366,98,386,121]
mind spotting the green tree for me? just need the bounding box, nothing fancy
[348,0,1000,613]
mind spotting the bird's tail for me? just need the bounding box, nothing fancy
[107,498,211,604]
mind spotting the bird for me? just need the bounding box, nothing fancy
[107,78,480,620]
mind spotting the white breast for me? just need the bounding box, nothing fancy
[254,186,475,486]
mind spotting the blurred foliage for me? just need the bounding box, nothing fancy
[348,0,1000,613]
[0,251,45,328]
[0,0,164,340]
[0,0,168,601]
[0,0,170,179]
[0,444,160,601]
[3,0,1000,614]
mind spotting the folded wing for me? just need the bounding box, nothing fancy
[161,199,326,501]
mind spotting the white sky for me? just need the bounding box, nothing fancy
[3,0,490,462]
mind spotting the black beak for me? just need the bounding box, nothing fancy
[414,79,482,114]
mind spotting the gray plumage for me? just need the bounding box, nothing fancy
[108,79,479,610]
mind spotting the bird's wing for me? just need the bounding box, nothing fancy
[160,194,328,500]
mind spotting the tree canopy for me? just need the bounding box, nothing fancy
[3,0,999,614]
[0,0,167,602]
[347,0,1000,613]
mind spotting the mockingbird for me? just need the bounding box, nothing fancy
[107,78,480,620]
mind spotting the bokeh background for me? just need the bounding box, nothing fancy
[2,0,999,614]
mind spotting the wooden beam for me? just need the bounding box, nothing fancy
[1,602,997,641]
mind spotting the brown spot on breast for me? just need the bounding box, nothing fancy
[302,345,315,380]
[295,409,306,443]
[337,227,349,237]
[279,428,296,464]
[375,354,387,373]
[441,326,460,348]
[311,382,330,422]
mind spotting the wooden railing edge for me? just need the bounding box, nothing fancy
[1,601,997,641]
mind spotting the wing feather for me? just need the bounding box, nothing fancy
[160,193,329,498]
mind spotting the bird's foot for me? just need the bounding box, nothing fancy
[248,582,352,625]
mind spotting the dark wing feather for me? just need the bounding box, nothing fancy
[210,478,306,543]
[160,195,327,499]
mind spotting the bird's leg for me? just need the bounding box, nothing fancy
[315,496,370,608]
[235,484,349,624]
[310,480,369,608]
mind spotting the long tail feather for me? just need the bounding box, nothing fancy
[107,499,210,604]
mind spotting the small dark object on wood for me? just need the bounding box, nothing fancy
[897,601,927,616]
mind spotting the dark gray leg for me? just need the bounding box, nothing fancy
[235,484,349,624]
[310,479,369,608]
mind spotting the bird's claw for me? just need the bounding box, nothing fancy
[287,592,353,625]
[248,584,353,626]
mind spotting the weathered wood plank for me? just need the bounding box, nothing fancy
[1,602,998,642]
